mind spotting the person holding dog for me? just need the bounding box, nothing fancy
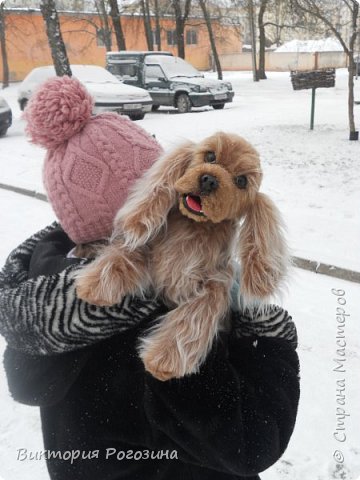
[0,76,300,480]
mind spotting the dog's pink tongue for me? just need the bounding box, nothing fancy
[187,195,202,212]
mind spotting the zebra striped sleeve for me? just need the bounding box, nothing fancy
[0,263,163,355]
[0,224,163,355]
[232,305,298,349]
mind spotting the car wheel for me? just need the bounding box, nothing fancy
[176,93,191,113]
[151,105,160,111]
[212,103,225,110]
[129,113,145,121]
[20,98,28,111]
[0,128,8,137]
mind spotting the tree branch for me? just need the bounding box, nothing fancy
[292,0,350,54]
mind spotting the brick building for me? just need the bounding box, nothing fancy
[0,5,242,82]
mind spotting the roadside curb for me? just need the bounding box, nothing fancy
[0,182,47,202]
[1,182,359,285]
[292,256,360,284]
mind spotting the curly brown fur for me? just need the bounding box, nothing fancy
[76,132,289,381]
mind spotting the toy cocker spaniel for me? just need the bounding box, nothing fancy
[76,132,288,381]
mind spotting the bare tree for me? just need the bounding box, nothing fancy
[258,0,269,79]
[198,0,223,79]
[40,0,72,76]
[109,0,126,50]
[95,0,112,51]
[256,0,303,80]
[291,0,359,139]
[154,0,162,50]
[172,0,192,58]
[248,0,259,81]
[268,0,309,46]
[140,0,154,50]
[0,1,9,88]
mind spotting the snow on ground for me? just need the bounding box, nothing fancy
[0,69,360,479]
[1,69,359,271]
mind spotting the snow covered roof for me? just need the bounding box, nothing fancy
[275,38,343,53]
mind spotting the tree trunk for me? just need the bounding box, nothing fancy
[274,0,281,47]
[140,0,153,50]
[258,0,268,80]
[348,55,356,134]
[154,0,161,50]
[97,0,112,51]
[40,0,72,76]
[198,0,222,79]
[348,1,358,136]
[248,0,258,82]
[109,0,126,51]
[0,2,9,88]
[173,0,185,58]
[173,0,191,59]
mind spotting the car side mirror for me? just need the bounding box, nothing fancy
[158,77,166,82]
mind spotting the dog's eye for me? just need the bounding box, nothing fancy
[234,175,247,189]
[204,151,216,163]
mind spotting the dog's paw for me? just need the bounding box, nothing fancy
[141,345,181,381]
[75,280,115,307]
[75,254,132,306]
[75,263,122,306]
[75,247,146,306]
[139,337,199,382]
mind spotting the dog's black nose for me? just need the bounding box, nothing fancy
[200,174,219,195]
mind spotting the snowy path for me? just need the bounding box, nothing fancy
[1,69,359,479]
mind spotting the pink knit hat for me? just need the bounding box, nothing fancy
[24,75,163,244]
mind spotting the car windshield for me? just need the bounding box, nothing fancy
[25,66,120,85]
[150,56,202,79]
[71,66,120,84]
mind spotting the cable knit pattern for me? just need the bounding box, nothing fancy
[23,76,163,245]
[42,113,163,244]
[0,224,164,355]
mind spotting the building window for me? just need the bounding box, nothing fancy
[186,29,197,45]
[167,30,177,46]
[152,29,161,46]
[96,28,105,47]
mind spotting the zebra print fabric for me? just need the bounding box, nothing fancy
[232,305,298,349]
[0,224,297,356]
[0,223,163,355]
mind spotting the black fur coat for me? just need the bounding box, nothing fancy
[1,225,300,480]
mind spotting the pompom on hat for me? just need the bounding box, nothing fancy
[25,75,163,244]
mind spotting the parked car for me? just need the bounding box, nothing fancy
[18,65,153,121]
[0,96,12,137]
[106,51,234,113]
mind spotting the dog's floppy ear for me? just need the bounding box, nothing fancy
[237,192,288,303]
[113,141,194,249]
